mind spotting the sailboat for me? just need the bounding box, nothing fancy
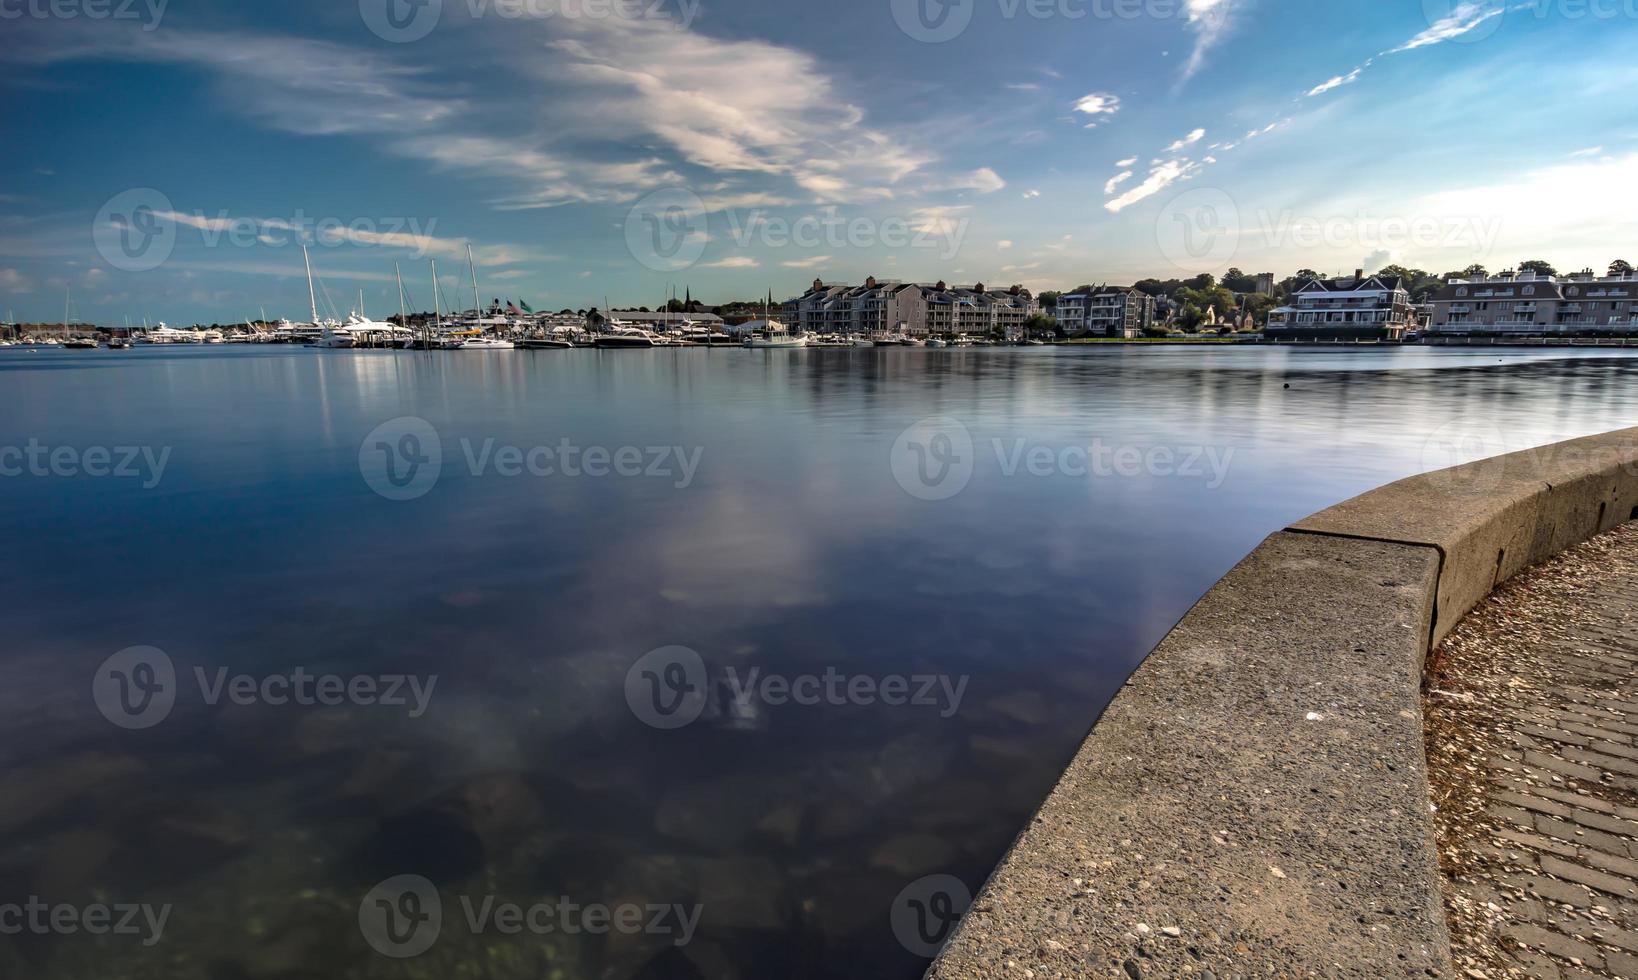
[451,244,514,349]
[62,287,99,348]
[742,290,806,348]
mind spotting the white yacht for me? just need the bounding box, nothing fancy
[594,325,664,349]
[453,337,515,350]
[314,326,355,349]
[140,322,195,344]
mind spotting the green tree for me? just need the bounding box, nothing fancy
[1037,291,1061,311]
[1610,260,1634,278]
[1518,259,1557,277]
[1023,312,1057,338]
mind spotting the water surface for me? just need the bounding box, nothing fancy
[3,344,1636,978]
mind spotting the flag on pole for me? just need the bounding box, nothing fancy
[507,301,522,315]
[520,298,534,313]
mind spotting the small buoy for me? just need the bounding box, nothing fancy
[1283,383,1290,389]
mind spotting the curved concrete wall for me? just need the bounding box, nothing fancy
[928,426,1638,979]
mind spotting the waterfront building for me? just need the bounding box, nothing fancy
[782,279,1036,338]
[1057,286,1155,338]
[1426,270,1638,337]
[1265,270,1412,341]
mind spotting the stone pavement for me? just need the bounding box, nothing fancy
[1427,522,1638,980]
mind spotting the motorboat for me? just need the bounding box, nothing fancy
[742,319,807,348]
[927,338,949,348]
[595,326,663,349]
[314,327,355,349]
[63,336,99,349]
[453,337,515,350]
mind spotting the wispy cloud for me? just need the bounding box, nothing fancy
[1181,0,1242,82]
[701,256,760,268]
[1104,171,1135,194]
[1392,1,1508,52]
[1166,128,1206,151]
[1307,66,1365,97]
[780,256,831,269]
[1104,159,1205,213]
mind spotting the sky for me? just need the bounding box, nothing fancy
[0,0,1635,324]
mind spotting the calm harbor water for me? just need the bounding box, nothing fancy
[3,343,1638,979]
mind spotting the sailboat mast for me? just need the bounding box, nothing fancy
[431,259,442,347]
[396,263,408,351]
[302,244,320,326]
[64,284,70,338]
[466,242,481,331]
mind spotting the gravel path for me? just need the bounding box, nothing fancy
[1427,522,1638,980]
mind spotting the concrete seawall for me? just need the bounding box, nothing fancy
[928,426,1638,979]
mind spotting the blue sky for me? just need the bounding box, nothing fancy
[0,0,1634,324]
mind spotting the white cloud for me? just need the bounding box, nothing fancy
[1022,189,1041,199]
[1166,128,1206,151]
[1073,93,1122,121]
[1005,82,1042,92]
[1570,146,1605,158]
[1104,171,1135,194]
[1307,67,1364,97]
[930,168,1006,194]
[1116,157,1138,168]
[780,256,831,269]
[997,240,1013,250]
[701,256,760,268]
[1181,0,1243,82]
[0,268,32,293]
[1104,159,1204,213]
[1392,2,1508,52]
